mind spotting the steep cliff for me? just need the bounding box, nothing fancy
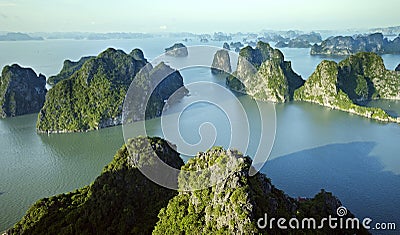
[227,41,304,102]
[0,64,46,118]
[37,48,186,133]
[165,43,188,57]
[338,52,400,101]
[211,49,232,75]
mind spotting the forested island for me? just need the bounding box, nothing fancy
[37,48,187,133]
[0,64,47,118]
[218,42,400,124]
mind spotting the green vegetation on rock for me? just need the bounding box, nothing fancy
[0,64,47,118]
[7,141,369,234]
[47,56,94,85]
[338,52,400,101]
[36,48,186,133]
[7,136,184,235]
[154,147,369,235]
[227,41,304,102]
[294,53,400,123]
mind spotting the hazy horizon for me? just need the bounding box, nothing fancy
[0,0,399,33]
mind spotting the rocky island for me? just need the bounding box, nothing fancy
[227,41,304,102]
[0,64,47,118]
[222,42,230,50]
[276,39,311,48]
[211,49,232,75]
[6,137,368,235]
[36,48,186,133]
[165,43,188,57]
[294,52,400,123]
[0,32,44,41]
[396,64,400,71]
[310,33,400,56]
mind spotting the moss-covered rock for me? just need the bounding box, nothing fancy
[36,48,186,133]
[0,64,47,118]
[7,137,184,235]
[294,53,400,124]
[7,141,369,234]
[227,41,304,102]
[47,56,94,85]
[154,147,369,235]
[338,52,400,101]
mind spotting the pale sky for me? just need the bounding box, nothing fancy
[0,0,399,33]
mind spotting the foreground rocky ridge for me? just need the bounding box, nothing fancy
[227,41,304,102]
[36,48,186,133]
[0,64,47,118]
[7,137,184,235]
[8,137,369,235]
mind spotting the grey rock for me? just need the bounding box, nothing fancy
[165,43,188,57]
[211,50,232,75]
[0,64,47,118]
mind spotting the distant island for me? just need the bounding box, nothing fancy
[5,136,368,235]
[165,43,188,57]
[0,32,43,41]
[0,64,47,118]
[275,32,322,48]
[221,41,399,123]
[37,48,187,133]
[311,33,400,55]
[275,39,311,48]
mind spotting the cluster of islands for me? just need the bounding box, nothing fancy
[1,30,400,234]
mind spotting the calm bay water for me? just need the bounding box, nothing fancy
[0,38,399,232]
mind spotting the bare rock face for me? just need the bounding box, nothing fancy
[165,43,188,57]
[0,64,46,118]
[395,64,400,71]
[211,49,232,75]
